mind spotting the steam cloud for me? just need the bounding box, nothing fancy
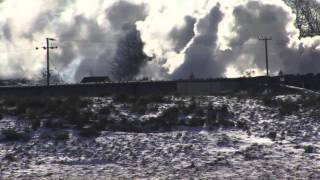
[172,4,223,79]
[0,0,320,82]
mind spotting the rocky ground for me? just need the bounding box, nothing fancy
[0,93,320,179]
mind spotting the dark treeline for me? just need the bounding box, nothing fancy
[284,0,320,37]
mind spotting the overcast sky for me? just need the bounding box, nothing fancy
[0,0,320,82]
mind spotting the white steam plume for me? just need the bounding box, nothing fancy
[0,0,320,82]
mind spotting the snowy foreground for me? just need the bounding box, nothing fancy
[0,94,320,179]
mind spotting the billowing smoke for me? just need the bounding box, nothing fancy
[0,0,149,82]
[218,0,320,77]
[172,4,223,79]
[1,0,320,82]
[111,24,149,81]
[71,0,149,81]
[141,0,320,79]
[169,16,196,53]
[58,0,149,81]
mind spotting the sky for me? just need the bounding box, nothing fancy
[0,0,320,82]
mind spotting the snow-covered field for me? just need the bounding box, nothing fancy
[0,94,320,179]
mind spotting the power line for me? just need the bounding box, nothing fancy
[0,49,36,54]
[59,39,118,44]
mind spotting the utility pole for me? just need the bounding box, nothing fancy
[259,37,272,77]
[36,38,58,86]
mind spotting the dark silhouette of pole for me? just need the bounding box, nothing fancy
[36,38,58,86]
[259,37,272,77]
[46,38,50,87]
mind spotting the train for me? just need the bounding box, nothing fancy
[0,73,318,97]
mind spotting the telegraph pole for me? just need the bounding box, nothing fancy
[36,38,58,86]
[259,37,272,77]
